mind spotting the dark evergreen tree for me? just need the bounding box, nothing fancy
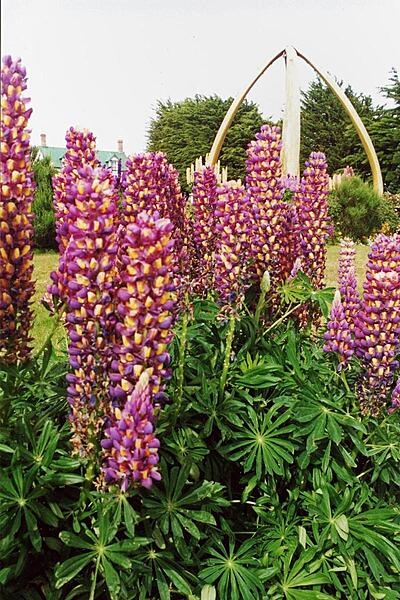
[146,95,265,188]
[371,69,400,193]
[300,78,381,178]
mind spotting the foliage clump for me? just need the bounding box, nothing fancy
[32,153,57,249]
[329,175,399,242]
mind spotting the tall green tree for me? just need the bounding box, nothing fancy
[371,69,400,193]
[146,95,265,187]
[31,151,57,249]
[300,78,381,178]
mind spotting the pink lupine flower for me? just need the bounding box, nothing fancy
[245,124,283,202]
[338,238,356,289]
[245,125,287,282]
[280,174,300,193]
[340,266,361,332]
[0,56,35,363]
[61,164,120,456]
[123,152,184,229]
[337,239,361,330]
[354,234,400,415]
[123,152,187,300]
[50,128,100,301]
[53,128,99,254]
[101,371,161,491]
[190,165,218,295]
[109,211,176,404]
[293,152,333,289]
[213,181,254,303]
[323,290,354,370]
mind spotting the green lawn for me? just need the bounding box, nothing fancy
[30,245,370,349]
[31,251,65,353]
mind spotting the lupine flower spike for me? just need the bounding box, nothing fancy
[354,234,400,415]
[190,165,218,295]
[50,128,99,301]
[102,371,161,491]
[213,181,253,304]
[323,290,354,370]
[109,211,176,405]
[62,164,120,457]
[123,152,187,301]
[293,152,332,289]
[0,56,35,363]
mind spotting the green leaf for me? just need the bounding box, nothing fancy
[102,557,121,600]
[59,531,93,550]
[55,552,94,588]
[334,514,349,541]
[163,566,192,595]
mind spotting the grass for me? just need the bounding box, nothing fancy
[30,245,371,349]
[31,250,66,353]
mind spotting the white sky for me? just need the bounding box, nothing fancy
[2,0,399,155]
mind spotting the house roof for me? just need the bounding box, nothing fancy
[38,146,127,169]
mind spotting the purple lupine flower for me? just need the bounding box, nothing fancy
[50,128,100,301]
[53,128,99,254]
[190,165,218,295]
[323,290,354,370]
[280,174,300,193]
[101,371,161,491]
[123,152,187,302]
[109,211,176,404]
[389,378,400,413]
[245,124,283,203]
[245,125,286,282]
[245,124,302,301]
[213,181,254,304]
[338,238,356,289]
[337,239,361,329]
[0,56,35,363]
[293,152,333,289]
[61,164,120,456]
[122,152,184,228]
[354,234,400,415]
[340,266,361,332]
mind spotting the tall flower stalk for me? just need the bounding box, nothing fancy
[50,128,99,301]
[62,164,120,458]
[213,181,253,303]
[190,165,218,295]
[108,211,176,405]
[323,289,354,370]
[354,234,400,415]
[101,371,161,491]
[293,152,332,289]
[0,56,35,364]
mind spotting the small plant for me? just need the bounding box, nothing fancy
[329,176,399,241]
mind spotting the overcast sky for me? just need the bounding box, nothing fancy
[2,0,399,155]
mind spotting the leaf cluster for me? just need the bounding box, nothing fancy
[1,284,399,599]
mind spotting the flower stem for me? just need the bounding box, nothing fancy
[220,314,236,400]
[263,303,300,335]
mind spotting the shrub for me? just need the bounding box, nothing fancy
[329,176,399,241]
[32,154,57,249]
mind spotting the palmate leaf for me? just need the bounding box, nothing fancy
[55,552,95,588]
[222,406,296,478]
[200,538,264,600]
[132,547,196,600]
